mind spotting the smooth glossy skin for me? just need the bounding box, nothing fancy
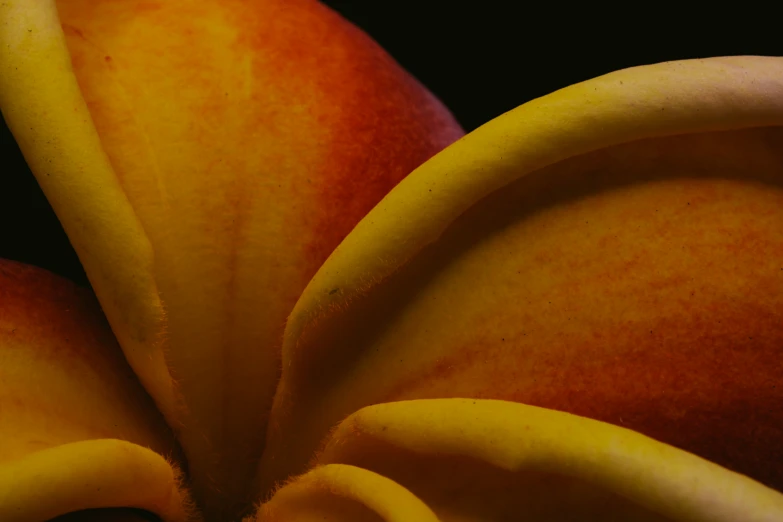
[1,1,783,521]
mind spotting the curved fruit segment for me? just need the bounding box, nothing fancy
[249,464,440,522]
[0,260,195,521]
[0,0,463,518]
[314,399,783,522]
[259,57,783,493]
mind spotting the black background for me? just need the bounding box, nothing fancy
[1,2,779,286]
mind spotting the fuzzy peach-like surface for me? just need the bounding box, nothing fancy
[49,0,463,517]
[0,259,176,460]
[0,259,195,521]
[5,1,783,518]
[259,58,783,497]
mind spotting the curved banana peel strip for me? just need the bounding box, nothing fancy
[0,0,177,428]
[310,399,783,522]
[0,259,195,520]
[249,464,440,522]
[2,0,782,518]
[0,440,196,522]
[286,56,783,348]
[260,56,783,492]
[0,0,462,517]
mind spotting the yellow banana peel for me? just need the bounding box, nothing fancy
[1,0,782,521]
[0,260,196,521]
[1,0,460,518]
[314,399,783,522]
